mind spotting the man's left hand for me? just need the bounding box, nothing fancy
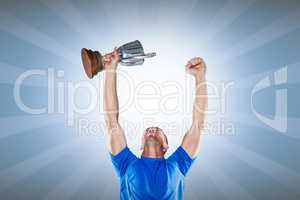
[185,57,206,79]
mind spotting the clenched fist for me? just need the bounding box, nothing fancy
[185,57,206,80]
[103,48,120,71]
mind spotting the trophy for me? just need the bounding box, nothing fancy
[81,40,156,79]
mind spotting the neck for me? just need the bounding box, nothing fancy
[142,148,164,158]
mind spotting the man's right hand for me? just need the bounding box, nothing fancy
[104,48,120,71]
[103,47,127,155]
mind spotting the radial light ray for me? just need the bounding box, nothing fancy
[0,138,87,193]
[202,162,256,200]
[217,138,300,192]
[0,12,77,65]
[0,61,54,87]
[0,62,28,85]
[44,157,99,200]
[200,0,256,44]
[97,0,140,37]
[0,114,63,139]
[224,112,300,139]
[228,62,300,89]
[216,9,300,65]
[39,0,106,49]
[156,0,198,29]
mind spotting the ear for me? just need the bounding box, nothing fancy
[162,143,169,150]
[162,144,169,152]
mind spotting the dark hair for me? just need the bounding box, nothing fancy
[163,133,168,144]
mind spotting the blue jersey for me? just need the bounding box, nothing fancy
[110,146,195,200]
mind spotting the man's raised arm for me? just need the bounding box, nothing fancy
[104,49,127,155]
[181,57,207,158]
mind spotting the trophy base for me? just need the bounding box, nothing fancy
[81,48,104,79]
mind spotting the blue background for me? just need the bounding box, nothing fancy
[0,0,300,199]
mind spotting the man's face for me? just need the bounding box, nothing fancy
[142,127,169,157]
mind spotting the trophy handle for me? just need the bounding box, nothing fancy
[121,52,156,60]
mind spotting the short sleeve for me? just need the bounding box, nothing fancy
[167,146,195,176]
[110,147,137,177]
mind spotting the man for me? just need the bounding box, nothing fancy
[104,48,207,200]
